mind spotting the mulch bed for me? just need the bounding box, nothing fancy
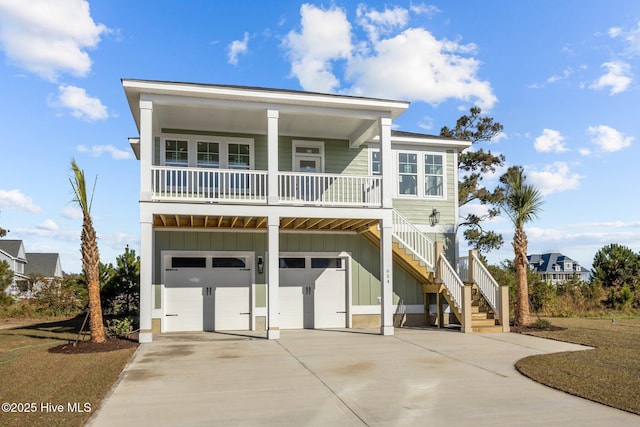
[49,336,139,354]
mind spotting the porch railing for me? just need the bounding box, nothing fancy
[151,166,268,203]
[440,254,464,309]
[470,253,499,313]
[151,166,383,207]
[391,210,434,268]
[278,171,381,207]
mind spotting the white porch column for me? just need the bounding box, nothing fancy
[379,117,393,209]
[380,216,394,335]
[267,215,280,339]
[267,109,279,205]
[139,98,153,202]
[139,217,153,343]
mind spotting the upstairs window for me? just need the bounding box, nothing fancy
[370,150,381,175]
[197,141,219,168]
[229,143,251,169]
[424,154,443,196]
[165,140,188,166]
[398,153,418,195]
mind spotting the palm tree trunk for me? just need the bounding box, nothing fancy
[82,213,106,343]
[513,226,530,326]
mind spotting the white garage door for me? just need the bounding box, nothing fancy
[279,256,347,329]
[164,257,207,332]
[163,254,252,333]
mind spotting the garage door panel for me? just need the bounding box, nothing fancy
[165,285,204,332]
[215,285,250,330]
[279,285,304,329]
[313,269,346,329]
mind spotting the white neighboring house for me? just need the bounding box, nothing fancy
[0,240,28,297]
[0,240,62,298]
[123,79,509,343]
[24,253,64,297]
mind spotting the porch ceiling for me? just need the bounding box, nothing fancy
[154,103,377,142]
[153,214,379,232]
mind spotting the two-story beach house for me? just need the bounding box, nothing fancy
[122,79,509,343]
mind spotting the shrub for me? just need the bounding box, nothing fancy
[106,317,134,338]
[530,318,551,329]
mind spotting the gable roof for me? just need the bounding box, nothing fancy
[0,240,26,260]
[25,253,62,278]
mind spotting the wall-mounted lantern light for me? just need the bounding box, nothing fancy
[258,256,264,274]
[429,208,440,226]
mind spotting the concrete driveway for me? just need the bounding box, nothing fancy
[87,328,639,426]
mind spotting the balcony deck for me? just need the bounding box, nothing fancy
[151,166,382,208]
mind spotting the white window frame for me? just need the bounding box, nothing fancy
[394,150,446,200]
[161,134,254,169]
[424,153,445,197]
[292,140,324,173]
[369,148,381,176]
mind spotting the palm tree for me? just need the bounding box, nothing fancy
[500,167,544,326]
[70,159,106,343]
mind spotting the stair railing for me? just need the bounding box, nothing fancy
[470,252,499,313]
[391,210,434,269]
[439,254,464,310]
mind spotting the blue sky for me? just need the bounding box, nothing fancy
[1,0,639,273]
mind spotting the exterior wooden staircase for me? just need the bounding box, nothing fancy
[361,209,509,333]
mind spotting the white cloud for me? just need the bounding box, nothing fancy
[61,206,83,220]
[410,3,440,17]
[283,4,497,109]
[525,162,583,195]
[608,21,640,56]
[346,28,496,108]
[0,189,41,214]
[227,32,249,65]
[586,125,633,152]
[283,4,352,93]
[0,0,108,81]
[589,61,632,94]
[36,219,58,231]
[356,4,409,43]
[77,144,132,160]
[52,85,109,121]
[546,67,573,84]
[534,129,568,153]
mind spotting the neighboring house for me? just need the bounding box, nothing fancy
[23,253,63,297]
[527,253,590,285]
[123,79,509,343]
[0,240,63,298]
[0,240,28,297]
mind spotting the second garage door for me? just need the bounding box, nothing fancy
[279,256,347,329]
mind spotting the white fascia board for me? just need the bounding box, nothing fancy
[124,79,409,119]
[371,135,472,150]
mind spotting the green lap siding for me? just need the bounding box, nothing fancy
[153,230,423,310]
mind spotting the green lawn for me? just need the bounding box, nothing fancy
[0,317,137,427]
[517,317,640,414]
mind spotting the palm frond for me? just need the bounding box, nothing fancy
[69,158,97,214]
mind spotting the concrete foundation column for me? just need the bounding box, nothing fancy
[267,215,280,339]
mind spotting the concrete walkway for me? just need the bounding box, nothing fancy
[87,328,639,426]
